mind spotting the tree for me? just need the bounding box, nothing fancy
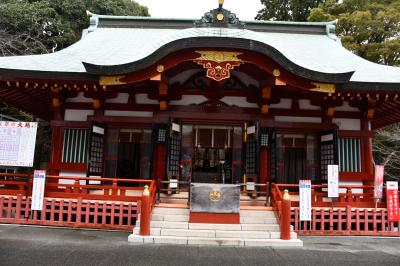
[308,0,400,180]
[0,0,149,56]
[0,0,149,170]
[308,0,400,66]
[256,0,325,21]
[373,124,400,181]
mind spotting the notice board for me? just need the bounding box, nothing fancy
[0,121,37,167]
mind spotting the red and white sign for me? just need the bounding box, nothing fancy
[386,181,399,222]
[299,180,312,221]
[374,165,384,199]
[31,170,46,211]
[0,121,37,167]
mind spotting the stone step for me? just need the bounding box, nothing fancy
[215,230,271,239]
[132,227,297,240]
[150,221,189,229]
[188,223,242,231]
[136,221,280,231]
[151,214,189,222]
[128,235,303,247]
[152,207,189,215]
[240,210,276,218]
[241,224,280,231]
[240,217,277,224]
[160,228,216,238]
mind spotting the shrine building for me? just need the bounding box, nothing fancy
[1,3,400,197]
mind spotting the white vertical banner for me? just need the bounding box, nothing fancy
[31,170,46,211]
[299,180,311,221]
[328,164,339,198]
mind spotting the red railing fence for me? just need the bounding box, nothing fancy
[271,183,400,236]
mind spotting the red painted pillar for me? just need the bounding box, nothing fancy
[154,144,166,184]
[361,117,374,187]
[259,149,269,192]
[140,185,151,236]
[281,189,291,240]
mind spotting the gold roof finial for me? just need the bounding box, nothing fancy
[218,0,224,7]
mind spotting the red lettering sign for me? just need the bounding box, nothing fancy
[386,181,399,222]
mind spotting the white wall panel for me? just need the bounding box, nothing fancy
[64,109,94,121]
[104,110,153,117]
[270,98,292,109]
[333,118,361,130]
[274,116,321,123]
[105,93,129,104]
[220,96,258,108]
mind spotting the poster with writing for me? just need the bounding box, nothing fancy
[328,165,339,198]
[386,181,399,222]
[374,165,384,199]
[299,180,311,221]
[0,121,37,167]
[31,170,46,211]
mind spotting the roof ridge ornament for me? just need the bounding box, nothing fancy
[195,0,245,29]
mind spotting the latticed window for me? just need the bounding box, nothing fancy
[62,128,89,163]
[338,138,361,172]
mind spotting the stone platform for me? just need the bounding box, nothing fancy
[128,206,302,247]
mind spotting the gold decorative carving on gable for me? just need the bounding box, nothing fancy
[99,75,126,86]
[310,82,336,94]
[194,51,243,81]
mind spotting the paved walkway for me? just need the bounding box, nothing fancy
[0,224,399,266]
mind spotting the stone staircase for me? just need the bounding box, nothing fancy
[128,207,302,247]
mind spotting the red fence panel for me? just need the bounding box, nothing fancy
[0,194,139,231]
[291,207,400,236]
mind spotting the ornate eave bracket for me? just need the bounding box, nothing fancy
[195,7,245,29]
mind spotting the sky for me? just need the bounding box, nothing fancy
[135,0,264,21]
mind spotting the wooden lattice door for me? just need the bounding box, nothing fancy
[87,122,105,183]
[320,129,338,182]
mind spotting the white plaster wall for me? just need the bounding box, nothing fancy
[274,116,322,123]
[270,98,292,109]
[105,93,129,104]
[220,96,258,108]
[169,69,200,85]
[231,70,259,87]
[336,101,359,112]
[332,118,361,130]
[339,181,363,194]
[298,99,321,110]
[135,94,158,104]
[64,109,94,121]
[65,92,92,103]
[59,171,87,185]
[170,95,208,106]
[322,181,363,194]
[104,110,153,117]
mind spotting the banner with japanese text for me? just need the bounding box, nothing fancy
[386,181,399,222]
[0,121,37,167]
[299,180,311,221]
[374,165,384,199]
